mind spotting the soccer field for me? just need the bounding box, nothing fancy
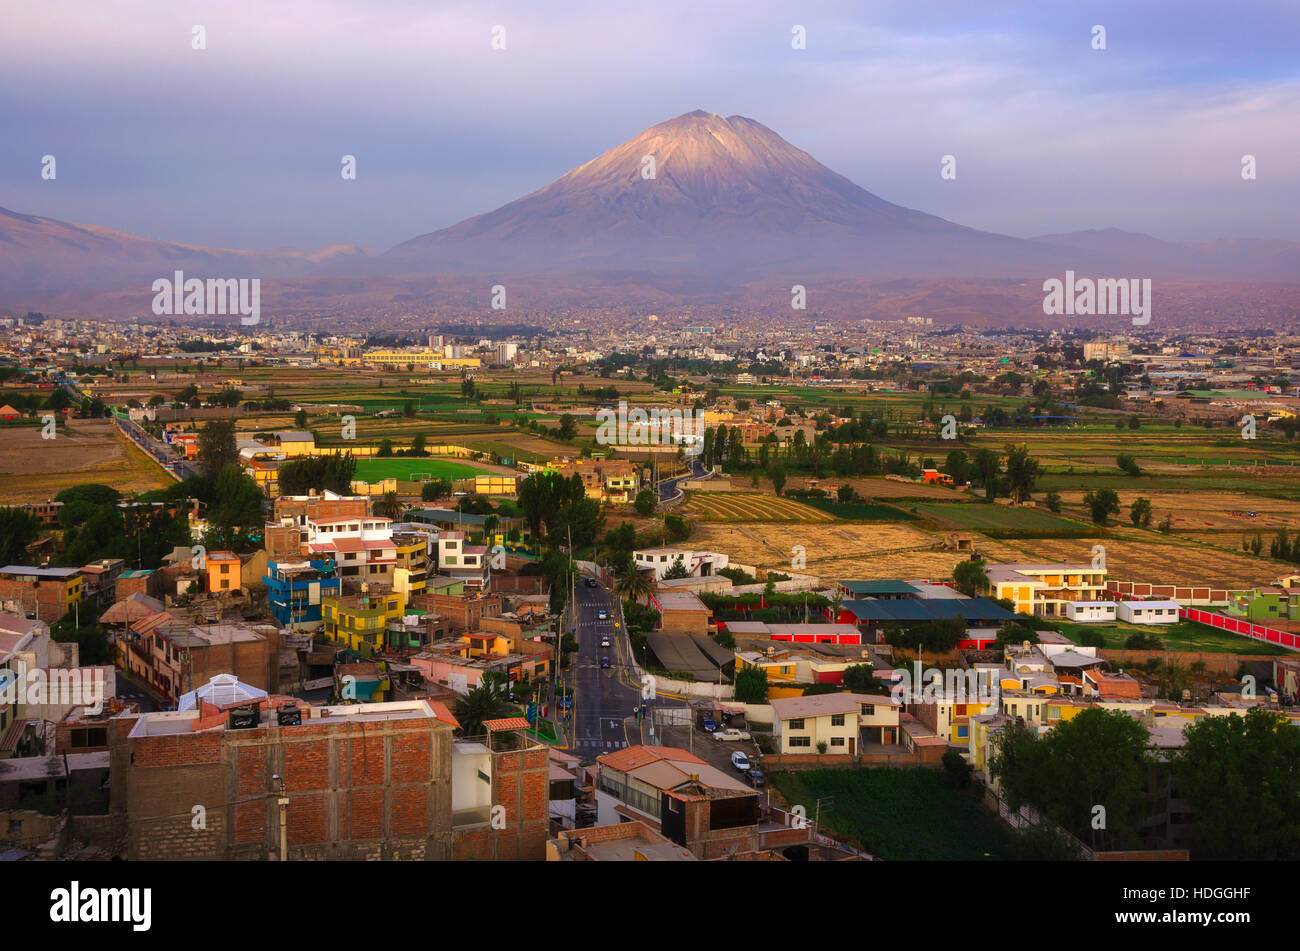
[352,457,485,482]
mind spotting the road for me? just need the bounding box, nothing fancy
[115,416,196,480]
[566,580,644,756]
[657,454,707,502]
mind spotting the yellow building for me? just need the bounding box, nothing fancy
[206,551,242,594]
[360,350,481,369]
[322,589,407,654]
[986,563,1108,618]
[474,475,519,497]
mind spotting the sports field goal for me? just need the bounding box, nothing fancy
[409,471,433,481]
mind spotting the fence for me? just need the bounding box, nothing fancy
[1180,607,1300,652]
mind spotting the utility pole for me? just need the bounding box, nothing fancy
[273,773,288,860]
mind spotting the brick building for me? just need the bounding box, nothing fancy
[411,591,503,632]
[0,565,83,625]
[109,697,549,861]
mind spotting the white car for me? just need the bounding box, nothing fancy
[713,728,752,742]
[730,751,751,771]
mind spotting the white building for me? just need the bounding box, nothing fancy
[634,547,729,581]
[1116,599,1181,625]
[1063,600,1117,623]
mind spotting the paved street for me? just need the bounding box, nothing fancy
[566,579,643,757]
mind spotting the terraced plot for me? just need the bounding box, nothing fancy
[683,492,837,522]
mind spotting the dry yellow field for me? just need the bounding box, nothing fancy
[1054,490,1300,533]
[682,492,836,522]
[0,419,174,504]
[971,533,1290,589]
[688,521,944,579]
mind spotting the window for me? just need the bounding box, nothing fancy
[789,736,811,748]
[830,736,845,747]
[956,726,968,739]
[788,718,805,730]
[830,714,845,726]
[860,705,874,716]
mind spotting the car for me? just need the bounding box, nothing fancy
[730,751,751,771]
[597,609,608,620]
[599,636,611,648]
[701,716,716,733]
[600,656,611,669]
[745,769,766,788]
[558,694,572,710]
[713,728,752,742]
[584,578,598,588]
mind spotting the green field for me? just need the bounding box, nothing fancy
[1058,620,1287,656]
[799,498,919,521]
[769,768,1016,860]
[352,457,485,482]
[909,501,1088,533]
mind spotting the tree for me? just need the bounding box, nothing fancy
[205,465,264,551]
[1082,488,1121,525]
[633,488,657,517]
[1044,491,1062,513]
[662,555,690,580]
[196,419,238,476]
[1175,708,1300,860]
[942,750,973,789]
[373,490,403,520]
[613,565,653,604]
[836,484,854,504]
[990,708,1151,851]
[972,448,1001,500]
[420,478,452,502]
[951,556,989,597]
[1129,496,1153,528]
[1116,454,1142,477]
[452,682,514,738]
[549,496,605,550]
[995,620,1040,649]
[1003,443,1041,503]
[842,664,882,694]
[557,414,577,440]
[944,449,969,485]
[769,464,787,497]
[294,409,308,429]
[377,438,393,457]
[0,507,41,565]
[411,433,427,456]
[734,666,769,703]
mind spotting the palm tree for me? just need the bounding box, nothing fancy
[613,565,653,605]
[453,683,514,738]
[373,490,403,520]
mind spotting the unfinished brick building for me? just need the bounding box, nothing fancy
[108,697,549,861]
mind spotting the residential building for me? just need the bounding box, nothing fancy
[770,692,901,753]
[436,531,489,590]
[985,563,1110,619]
[264,559,341,630]
[322,588,407,654]
[592,745,761,859]
[205,550,242,594]
[634,547,729,580]
[0,565,83,624]
[1116,599,1182,625]
[649,590,711,635]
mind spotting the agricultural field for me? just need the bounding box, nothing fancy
[1051,490,1300,535]
[975,532,1291,589]
[681,492,837,522]
[0,419,174,504]
[769,768,1016,860]
[786,475,960,501]
[907,502,1089,533]
[687,521,951,582]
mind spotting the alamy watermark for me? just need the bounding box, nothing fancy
[1042,270,1150,326]
[596,399,702,447]
[152,270,261,326]
[890,660,1000,706]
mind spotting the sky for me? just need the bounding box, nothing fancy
[2,0,1297,251]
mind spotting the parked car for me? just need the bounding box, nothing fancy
[701,716,716,733]
[745,769,766,788]
[713,728,752,742]
[600,656,611,669]
[730,751,751,771]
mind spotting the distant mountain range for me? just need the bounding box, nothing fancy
[2,110,1297,317]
